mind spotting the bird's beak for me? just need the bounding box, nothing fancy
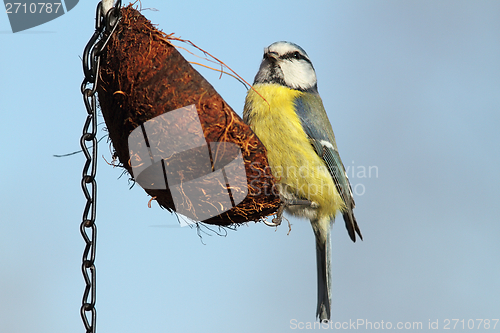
[264,51,279,61]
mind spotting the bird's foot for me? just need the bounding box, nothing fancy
[263,198,318,228]
[264,203,286,227]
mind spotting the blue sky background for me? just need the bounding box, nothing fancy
[1,1,499,332]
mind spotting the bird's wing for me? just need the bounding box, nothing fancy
[294,93,362,242]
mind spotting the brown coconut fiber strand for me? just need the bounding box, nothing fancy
[97,5,280,226]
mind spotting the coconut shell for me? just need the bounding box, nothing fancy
[97,5,280,226]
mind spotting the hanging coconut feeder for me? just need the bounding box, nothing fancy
[97,5,280,226]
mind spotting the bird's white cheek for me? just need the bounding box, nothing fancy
[281,63,317,90]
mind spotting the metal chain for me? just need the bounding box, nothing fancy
[80,2,121,333]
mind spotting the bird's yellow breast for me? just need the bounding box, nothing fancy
[244,84,344,220]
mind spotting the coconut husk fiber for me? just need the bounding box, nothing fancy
[97,5,280,226]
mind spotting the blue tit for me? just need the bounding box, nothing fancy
[243,41,362,321]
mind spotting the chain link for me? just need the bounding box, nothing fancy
[80,2,121,333]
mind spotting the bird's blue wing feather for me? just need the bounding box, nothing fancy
[293,94,351,203]
[294,94,362,241]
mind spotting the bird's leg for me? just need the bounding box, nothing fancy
[272,203,286,225]
[284,199,318,207]
[263,198,318,227]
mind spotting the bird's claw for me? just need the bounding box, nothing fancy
[265,203,286,227]
[264,198,318,228]
[263,218,281,227]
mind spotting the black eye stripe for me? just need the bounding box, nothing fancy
[281,51,310,63]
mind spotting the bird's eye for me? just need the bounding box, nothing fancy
[293,51,301,59]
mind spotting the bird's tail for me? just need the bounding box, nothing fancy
[311,217,332,321]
